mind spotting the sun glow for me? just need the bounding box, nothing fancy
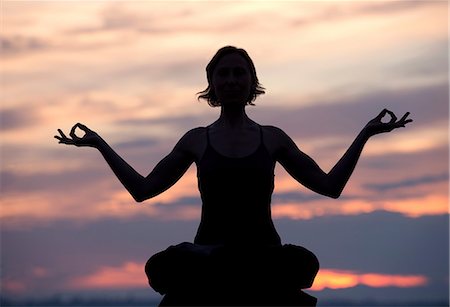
[311,269,428,291]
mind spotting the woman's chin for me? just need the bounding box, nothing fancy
[220,99,247,107]
[219,95,248,106]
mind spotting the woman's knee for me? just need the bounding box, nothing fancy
[282,244,320,289]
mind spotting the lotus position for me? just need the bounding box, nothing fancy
[55,46,412,306]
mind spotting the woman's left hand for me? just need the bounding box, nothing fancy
[364,109,413,137]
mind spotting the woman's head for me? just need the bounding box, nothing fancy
[198,46,265,107]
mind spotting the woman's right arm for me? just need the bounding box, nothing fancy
[55,123,196,202]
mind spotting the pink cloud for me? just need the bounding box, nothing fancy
[2,279,27,295]
[68,261,147,290]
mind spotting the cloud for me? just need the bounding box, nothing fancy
[2,139,446,225]
[68,262,147,290]
[64,2,258,37]
[0,107,40,131]
[357,145,448,203]
[272,191,333,204]
[114,138,159,151]
[99,4,145,31]
[0,166,109,194]
[0,35,49,56]
[0,162,201,226]
[393,40,448,79]
[1,279,27,295]
[356,1,441,15]
[65,3,180,35]
[114,113,211,132]
[365,173,449,192]
[289,1,442,29]
[254,82,448,140]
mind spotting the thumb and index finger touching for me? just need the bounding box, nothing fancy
[376,108,413,126]
[54,123,91,144]
[69,123,90,140]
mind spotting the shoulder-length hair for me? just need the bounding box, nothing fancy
[197,46,265,107]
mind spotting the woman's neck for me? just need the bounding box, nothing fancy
[217,104,252,129]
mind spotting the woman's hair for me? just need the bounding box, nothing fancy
[197,46,265,107]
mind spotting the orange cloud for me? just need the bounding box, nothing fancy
[271,193,449,221]
[0,167,201,227]
[68,264,428,292]
[311,269,428,291]
[382,195,449,217]
[2,182,445,228]
[359,273,428,288]
[365,122,448,157]
[272,203,317,220]
[68,262,147,290]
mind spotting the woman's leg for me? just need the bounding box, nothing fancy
[145,243,218,294]
[281,244,320,289]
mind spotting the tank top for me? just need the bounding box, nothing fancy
[194,125,282,246]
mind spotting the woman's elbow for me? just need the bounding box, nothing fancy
[134,197,146,203]
[130,184,155,203]
[321,185,342,199]
[328,186,344,199]
[328,192,341,199]
[132,191,150,203]
[312,188,340,199]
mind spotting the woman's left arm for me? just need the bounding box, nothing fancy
[276,109,413,198]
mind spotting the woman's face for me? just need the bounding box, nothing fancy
[211,53,253,106]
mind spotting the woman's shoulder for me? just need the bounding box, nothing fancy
[175,127,208,158]
[177,127,208,145]
[184,126,208,136]
[260,125,290,140]
[260,125,293,155]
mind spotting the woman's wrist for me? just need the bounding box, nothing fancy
[359,126,373,141]
[94,136,107,150]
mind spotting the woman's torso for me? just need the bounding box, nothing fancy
[194,124,281,246]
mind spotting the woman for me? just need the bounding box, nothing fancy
[55,46,412,306]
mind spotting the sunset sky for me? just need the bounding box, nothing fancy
[1,0,449,304]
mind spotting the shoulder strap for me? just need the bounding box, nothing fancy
[259,125,265,146]
[206,126,211,145]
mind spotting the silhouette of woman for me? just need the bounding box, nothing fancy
[55,46,412,306]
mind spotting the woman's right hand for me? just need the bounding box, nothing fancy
[54,123,102,148]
